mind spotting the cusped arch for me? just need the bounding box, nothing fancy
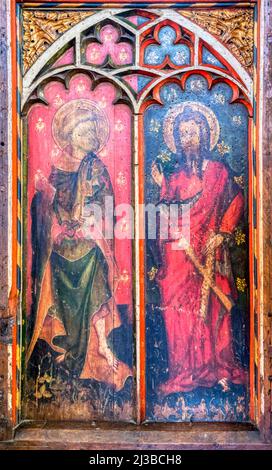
[138,67,252,114]
[22,8,253,108]
[23,9,136,93]
[22,67,138,114]
[139,10,253,94]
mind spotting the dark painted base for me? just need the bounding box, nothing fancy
[1,422,272,450]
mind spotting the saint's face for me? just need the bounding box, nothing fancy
[178,119,200,154]
[71,120,99,153]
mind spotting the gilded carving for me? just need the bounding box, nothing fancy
[180,9,254,70]
[23,10,94,72]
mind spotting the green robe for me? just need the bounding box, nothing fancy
[51,241,111,373]
[28,152,114,374]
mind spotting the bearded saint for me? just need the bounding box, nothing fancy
[151,105,248,395]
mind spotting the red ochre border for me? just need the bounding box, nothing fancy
[10,0,259,426]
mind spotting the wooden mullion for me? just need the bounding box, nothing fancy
[259,0,272,442]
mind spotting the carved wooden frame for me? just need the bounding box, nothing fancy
[0,0,271,449]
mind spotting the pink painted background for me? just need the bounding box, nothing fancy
[52,47,74,68]
[27,73,133,317]
[85,25,133,65]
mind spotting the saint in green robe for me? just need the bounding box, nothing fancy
[27,152,115,375]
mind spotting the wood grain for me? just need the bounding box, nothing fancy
[260,0,272,442]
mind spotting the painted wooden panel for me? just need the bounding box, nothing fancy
[144,76,250,422]
[24,74,135,422]
[20,6,255,424]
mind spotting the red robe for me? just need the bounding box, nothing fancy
[157,160,247,395]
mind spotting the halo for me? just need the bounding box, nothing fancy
[52,98,110,154]
[163,101,220,153]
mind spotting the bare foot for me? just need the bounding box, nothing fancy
[218,377,230,392]
[98,346,119,372]
[55,353,66,364]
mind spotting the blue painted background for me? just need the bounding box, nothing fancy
[144,74,250,422]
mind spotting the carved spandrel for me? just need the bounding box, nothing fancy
[22,10,95,73]
[180,8,254,72]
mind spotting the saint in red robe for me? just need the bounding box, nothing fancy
[157,160,248,395]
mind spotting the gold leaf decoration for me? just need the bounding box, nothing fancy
[236,277,247,292]
[180,8,254,72]
[23,10,95,73]
[148,266,158,281]
[234,175,245,189]
[234,228,246,246]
